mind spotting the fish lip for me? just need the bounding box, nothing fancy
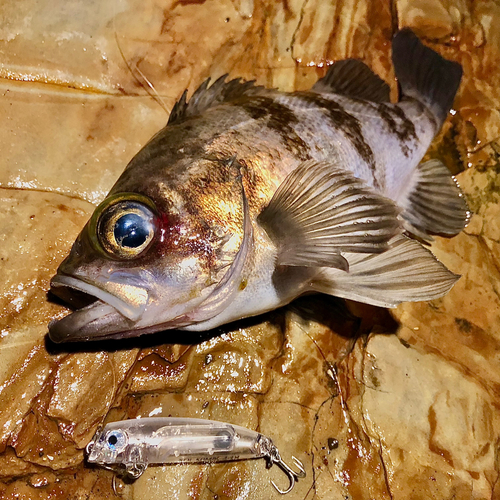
[50,274,149,321]
[48,300,134,343]
[48,272,151,343]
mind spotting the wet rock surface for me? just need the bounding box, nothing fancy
[1,0,500,498]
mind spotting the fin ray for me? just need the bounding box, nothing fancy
[168,76,264,125]
[259,160,401,270]
[311,234,459,307]
[400,159,470,240]
[312,59,391,102]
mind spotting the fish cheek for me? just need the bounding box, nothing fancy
[147,219,217,291]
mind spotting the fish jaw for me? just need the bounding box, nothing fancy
[48,271,152,342]
[51,274,149,321]
[48,299,136,343]
[47,258,242,342]
[47,236,242,342]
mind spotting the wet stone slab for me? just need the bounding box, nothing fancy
[1,0,500,499]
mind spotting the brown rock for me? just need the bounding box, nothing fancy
[2,0,500,499]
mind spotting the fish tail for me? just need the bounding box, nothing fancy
[392,28,462,128]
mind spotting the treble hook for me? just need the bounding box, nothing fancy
[267,446,306,494]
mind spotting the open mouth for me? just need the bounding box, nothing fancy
[48,274,149,343]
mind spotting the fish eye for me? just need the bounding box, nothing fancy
[105,430,128,453]
[96,198,156,259]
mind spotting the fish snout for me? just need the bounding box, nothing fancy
[48,271,154,342]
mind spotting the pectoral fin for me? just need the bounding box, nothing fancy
[311,234,459,307]
[400,159,470,240]
[258,160,401,271]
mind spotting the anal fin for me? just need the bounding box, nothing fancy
[400,159,470,240]
[311,234,459,308]
[258,160,401,271]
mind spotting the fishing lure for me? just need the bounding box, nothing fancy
[86,417,306,494]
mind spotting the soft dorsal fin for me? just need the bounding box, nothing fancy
[258,160,401,271]
[312,59,391,102]
[168,75,264,125]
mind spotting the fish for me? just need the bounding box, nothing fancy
[86,416,305,494]
[48,28,469,343]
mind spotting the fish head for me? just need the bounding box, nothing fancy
[49,156,250,342]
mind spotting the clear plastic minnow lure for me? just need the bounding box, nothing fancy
[86,417,306,494]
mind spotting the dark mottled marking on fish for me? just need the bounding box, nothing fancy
[375,103,417,157]
[411,97,440,130]
[295,93,379,188]
[235,157,266,215]
[237,96,312,161]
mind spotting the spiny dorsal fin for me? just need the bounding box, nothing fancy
[311,234,459,307]
[258,160,401,271]
[312,59,391,103]
[399,159,470,241]
[168,75,264,125]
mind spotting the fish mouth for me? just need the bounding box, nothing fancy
[48,274,150,343]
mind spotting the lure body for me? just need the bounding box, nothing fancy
[88,417,273,469]
[86,417,305,493]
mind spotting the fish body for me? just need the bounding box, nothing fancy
[49,29,469,342]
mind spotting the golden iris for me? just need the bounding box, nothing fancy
[90,193,157,259]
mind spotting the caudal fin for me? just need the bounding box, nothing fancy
[392,28,462,128]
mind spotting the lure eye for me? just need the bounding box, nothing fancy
[96,199,156,259]
[105,430,128,453]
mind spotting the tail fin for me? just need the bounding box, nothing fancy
[392,28,462,128]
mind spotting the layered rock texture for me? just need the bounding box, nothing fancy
[1,0,500,498]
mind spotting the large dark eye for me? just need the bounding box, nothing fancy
[96,198,156,259]
[114,212,152,248]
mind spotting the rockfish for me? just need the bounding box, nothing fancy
[49,28,468,342]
